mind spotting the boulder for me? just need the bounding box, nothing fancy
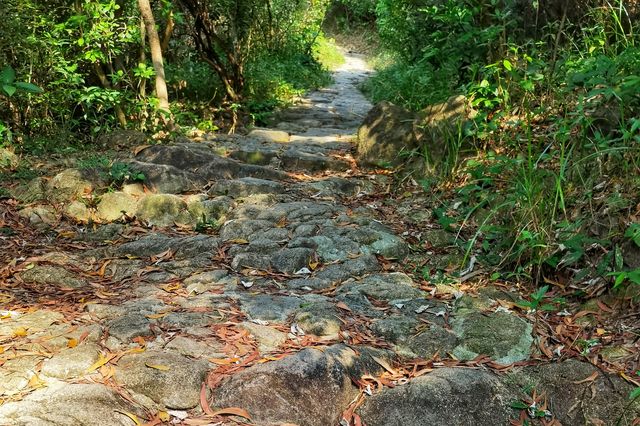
[210,347,361,426]
[359,368,517,425]
[136,194,192,227]
[47,168,93,202]
[114,350,209,409]
[356,96,475,171]
[511,360,640,424]
[96,191,138,222]
[356,101,420,167]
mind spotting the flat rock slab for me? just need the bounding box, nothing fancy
[115,350,209,409]
[0,383,142,426]
[359,368,517,425]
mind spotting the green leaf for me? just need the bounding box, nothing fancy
[0,66,15,85]
[510,401,529,410]
[624,224,640,246]
[14,82,43,94]
[503,59,513,71]
[629,386,640,400]
[2,84,16,97]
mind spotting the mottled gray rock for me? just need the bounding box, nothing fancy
[10,177,47,203]
[339,273,425,302]
[64,201,91,222]
[40,343,101,379]
[211,347,359,426]
[164,336,225,358]
[359,368,517,425]
[116,233,219,259]
[115,350,209,409]
[271,247,314,274]
[0,383,142,426]
[239,322,288,353]
[186,195,232,222]
[451,311,533,364]
[239,294,303,322]
[47,168,93,202]
[0,310,64,336]
[0,147,18,171]
[280,149,350,172]
[136,194,192,227]
[211,177,285,197]
[96,191,138,222]
[20,265,87,289]
[18,206,57,227]
[107,313,151,342]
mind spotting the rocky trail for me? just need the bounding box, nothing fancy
[1,52,639,426]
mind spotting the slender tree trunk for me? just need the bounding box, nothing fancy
[137,0,170,114]
[93,63,127,128]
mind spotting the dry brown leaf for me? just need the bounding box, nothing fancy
[133,145,151,156]
[573,371,599,385]
[371,356,397,376]
[336,302,352,312]
[67,338,78,348]
[145,363,170,371]
[200,383,215,416]
[211,407,252,420]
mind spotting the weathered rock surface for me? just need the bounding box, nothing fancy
[115,350,209,409]
[211,346,366,426]
[0,383,142,426]
[359,368,517,425]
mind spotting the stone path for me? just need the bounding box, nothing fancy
[1,52,639,426]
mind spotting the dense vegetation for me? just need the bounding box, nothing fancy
[336,0,640,291]
[0,0,335,150]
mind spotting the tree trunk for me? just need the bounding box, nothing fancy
[137,0,170,114]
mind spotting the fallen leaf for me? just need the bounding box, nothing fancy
[200,383,215,416]
[228,238,249,245]
[371,356,397,376]
[28,373,46,389]
[212,407,252,420]
[145,313,168,320]
[336,302,352,312]
[573,371,599,384]
[133,144,156,157]
[67,338,78,348]
[117,411,141,425]
[145,363,170,371]
[209,357,240,365]
[86,352,115,372]
[13,327,27,337]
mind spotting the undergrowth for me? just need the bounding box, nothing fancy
[349,0,640,292]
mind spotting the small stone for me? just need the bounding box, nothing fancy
[64,201,91,222]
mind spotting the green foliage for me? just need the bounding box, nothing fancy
[0,66,43,97]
